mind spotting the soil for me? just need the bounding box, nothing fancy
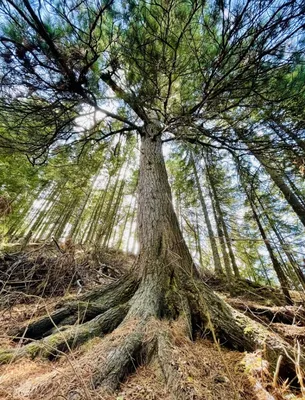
[0,247,304,400]
[0,322,288,400]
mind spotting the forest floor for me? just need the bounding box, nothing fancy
[0,244,304,400]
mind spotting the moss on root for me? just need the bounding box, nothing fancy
[0,303,130,364]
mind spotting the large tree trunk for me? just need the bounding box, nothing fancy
[1,125,304,397]
[129,129,196,320]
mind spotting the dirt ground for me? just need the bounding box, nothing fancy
[0,247,304,400]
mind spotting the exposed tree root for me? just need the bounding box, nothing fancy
[272,323,305,346]
[185,278,254,350]
[203,283,303,376]
[184,277,305,381]
[227,298,305,326]
[0,303,129,363]
[12,273,138,340]
[0,323,264,400]
[1,271,304,396]
[11,301,107,341]
[92,321,145,392]
[157,327,199,399]
[229,306,305,386]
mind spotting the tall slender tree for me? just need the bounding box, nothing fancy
[190,151,223,275]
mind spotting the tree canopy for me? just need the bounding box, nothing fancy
[0,0,304,157]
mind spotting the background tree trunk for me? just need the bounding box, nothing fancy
[205,156,240,278]
[247,191,293,304]
[190,152,223,276]
[252,150,305,227]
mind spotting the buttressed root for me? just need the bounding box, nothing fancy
[92,321,145,391]
[1,274,304,395]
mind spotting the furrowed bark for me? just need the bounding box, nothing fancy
[92,321,145,391]
[88,127,198,392]
[136,127,195,278]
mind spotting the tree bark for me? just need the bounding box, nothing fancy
[130,129,196,319]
